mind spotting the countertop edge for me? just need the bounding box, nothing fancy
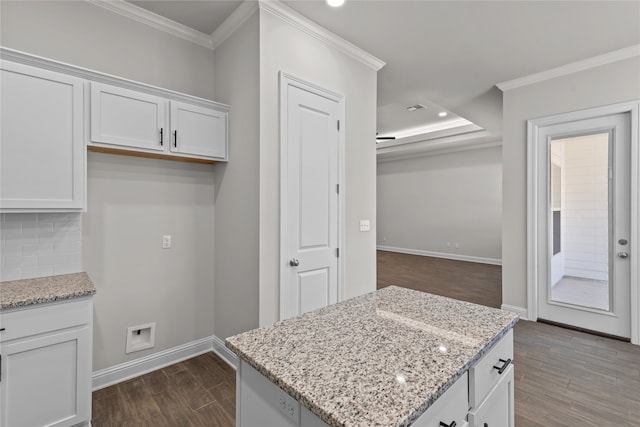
[0,272,97,310]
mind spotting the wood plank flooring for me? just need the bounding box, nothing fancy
[92,250,640,426]
[91,352,235,426]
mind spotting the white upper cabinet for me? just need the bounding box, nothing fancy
[90,82,228,162]
[91,83,166,152]
[170,101,228,160]
[0,61,85,212]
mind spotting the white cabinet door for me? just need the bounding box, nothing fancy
[91,82,166,152]
[170,101,228,160]
[0,299,92,427]
[0,61,84,212]
[1,327,91,427]
[468,365,514,427]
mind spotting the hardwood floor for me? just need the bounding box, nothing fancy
[92,251,640,426]
[91,352,235,426]
[377,249,502,308]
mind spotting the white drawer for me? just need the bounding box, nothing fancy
[0,298,91,342]
[412,372,469,427]
[468,364,514,427]
[469,329,513,409]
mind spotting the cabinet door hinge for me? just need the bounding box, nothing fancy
[337,120,340,131]
[336,184,340,194]
[336,248,340,257]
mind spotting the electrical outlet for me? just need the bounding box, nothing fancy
[162,235,171,249]
[277,392,299,422]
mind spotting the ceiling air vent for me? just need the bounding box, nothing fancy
[405,104,426,111]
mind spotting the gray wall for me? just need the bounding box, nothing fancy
[258,9,378,326]
[502,56,640,310]
[0,1,215,99]
[212,12,261,339]
[377,146,502,262]
[1,1,217,370]
[84,153,215,370]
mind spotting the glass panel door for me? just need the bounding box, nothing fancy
[549,133,610,311]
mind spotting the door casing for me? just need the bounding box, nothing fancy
[279,72,345,320]
[526,100,640,345]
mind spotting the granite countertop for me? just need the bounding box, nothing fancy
[226,285,519,427]
[0,272,96,310]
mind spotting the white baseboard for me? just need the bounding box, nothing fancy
[212,334,238,369]
[501,304,529,321]
[92,335,215,390]
[377,245,502,266]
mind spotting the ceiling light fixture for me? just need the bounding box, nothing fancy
[327,0,345,7]
[438,111,448,117]
[405,104,426,112]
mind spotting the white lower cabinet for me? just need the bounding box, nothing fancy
[0,298,93,427]
[468,365,514,427]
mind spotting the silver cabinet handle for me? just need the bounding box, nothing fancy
[618,252,629,259]
[289,259,300,267]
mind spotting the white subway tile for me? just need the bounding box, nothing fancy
[22,242,54,257]
[54,240,81,254]
[3,213,37,224]
[21,265,54,280]
[1,212,82,281]
[0,268,22,282]
[53,261,82,276]
[3,255,38,270]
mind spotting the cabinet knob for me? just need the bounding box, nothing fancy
[0,327,5,332]
[160,128,164,146]
[174,130,178,148]
[289,259,300,267]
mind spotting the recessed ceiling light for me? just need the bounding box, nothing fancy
[405,104,426,112]
[327,0,345,7]
[438,111,448,117]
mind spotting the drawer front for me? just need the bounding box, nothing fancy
[412,373,469,427]
[0,298,91,342]
[468,364,514,427]
[469,329,513,409]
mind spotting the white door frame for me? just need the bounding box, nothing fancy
[527,100,640,345]
[279,72,345,320]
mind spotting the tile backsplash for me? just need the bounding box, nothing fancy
[0,213,82,282]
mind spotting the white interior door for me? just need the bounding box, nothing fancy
[280,74,343,320]
[535,112,631,338]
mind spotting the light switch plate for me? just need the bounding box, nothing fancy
[359,220,371,232]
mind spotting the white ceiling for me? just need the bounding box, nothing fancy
[127,0,640,143]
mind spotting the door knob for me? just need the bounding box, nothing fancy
[618,252,629,259]
[289,258,300,266]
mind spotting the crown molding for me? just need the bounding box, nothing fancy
[497,44,640,91]
[211,1,259,50]
[376,130,502,162]
[1,47,229,110]
[258,0,385,71]
[87,0,214,50]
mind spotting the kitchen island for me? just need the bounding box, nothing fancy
[226,286,519,427]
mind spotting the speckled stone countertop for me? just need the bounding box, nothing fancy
[0,273,96,310]
[227,285,518,427]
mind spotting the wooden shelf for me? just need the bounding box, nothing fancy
[87,145,218,165]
